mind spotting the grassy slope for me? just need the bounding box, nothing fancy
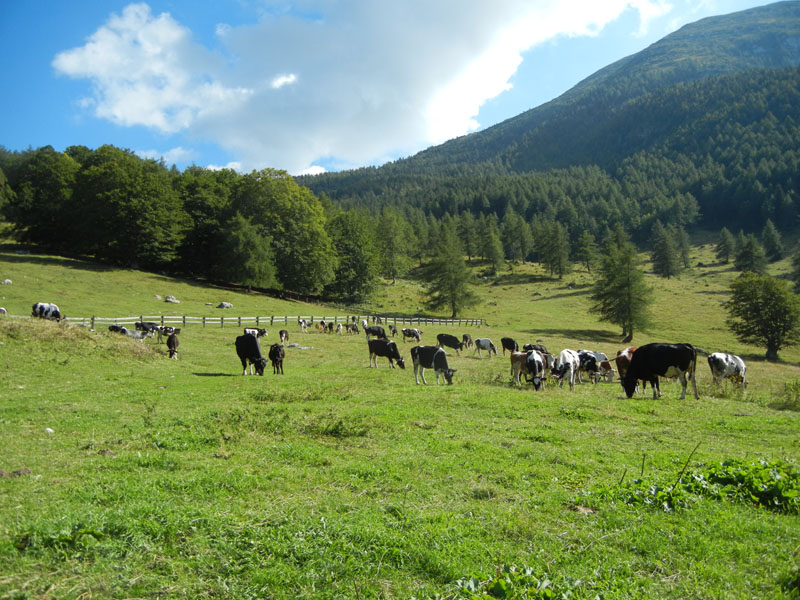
[1,243,799,599]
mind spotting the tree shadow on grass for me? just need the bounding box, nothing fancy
[525,328,623,345]
[193,372,238,377]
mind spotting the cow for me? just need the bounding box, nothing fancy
[473,338,497,358]
[269,343,285,374]
[576,350,600,384]
[364,325,387,340]
[388,324,398,337]
[124,328,151,342]
[136,321,159,334]
[462,334,473,349]
[595,359,617,383]
[411,346,455,385]
[316,321,326,333]
[243,327,267,338]
[552,349,580,390]
[436,333,465,355]
[166,331,179,359]
[402,328,422,343]
[158,326,180,344]
[614,347,637,380]
[523,343,548,354]
[32,302,63,321]
[346,323,359,335]
[707,352,747,387]
[0,307,6,315]
[336,323,343,335]
[235,334,268,376]
[500,337,519,355]
[510,350,546,390]
[368,339,405,369]
[279,329,289,344]
[298,319,308,333]
[108,324,126,333]
[622,343,699,400]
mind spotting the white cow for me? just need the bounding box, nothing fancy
[707,352,747,387]
[473,338,497,358]
[553,349,580,390]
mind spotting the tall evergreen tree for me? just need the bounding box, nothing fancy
[575,230,599,272]
[377,207,409,284]
[324,210,379,302]
[761,219,784,262]
[420,221,480,318]
[734,233,768,275]
[457,211,478,263]
[715,227,735,264]
[790,243,800,293]
[534,219,570,278]
[670,223,692,268]
[590,239,652,342]
[650,220,681,278]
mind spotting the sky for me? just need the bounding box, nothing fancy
[0,0,772,176]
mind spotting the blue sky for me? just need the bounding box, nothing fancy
[0,0,771,175]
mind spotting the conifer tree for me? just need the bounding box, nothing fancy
[575,230,599,272]
[734,233,768,275]
[715,227,735,264]
[650,220,681,278]
[420,220,480,318]
[761,219,784,262]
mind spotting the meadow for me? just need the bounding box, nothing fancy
[0,241,799,599]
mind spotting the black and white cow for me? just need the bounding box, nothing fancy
[500,337,519,355]
[622,343,699,399]
[136,321,159,334]
[368,339,405,369]
[166,331,180,359]
[244,327,267,338]
[523,343,548,354]
[473,338,497,358]
[157,325,179,344]
[388,324,398,337]
[576,350,600,384]
[269,343,285,374]
[510,350,546,390]
[364,325,387,340]
[346,323,360,335]
[411,346,455,385]
[402,328,422,343]
[298,319,308,333]
[279,329,289,344]
[235,334,268,376]
[707,352,747,387]
[436,333,465,355]
[32,302,63,321]
[552,349,580,390]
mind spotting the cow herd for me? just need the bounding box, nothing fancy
[24,303,748,395]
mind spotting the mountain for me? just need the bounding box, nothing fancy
[299,1,800,233]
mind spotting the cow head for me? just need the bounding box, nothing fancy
[531,376,543,391]
[442,368,456,385]
[254,358,268,376]
[621,373,637,398]
[396,357,406,369]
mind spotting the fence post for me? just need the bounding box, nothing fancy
[161,315,165,326]
[203,316,206,328]
[183,315,186,327]
[91,316,95,330]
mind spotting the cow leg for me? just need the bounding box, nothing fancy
[679,371,688,399]
[420,367,428,385]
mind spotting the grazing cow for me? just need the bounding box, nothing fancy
[462,333,473,349]
[595,359,617,383]
[336,323,343,335]
[552,349,580,390]
[501,337,519,355]
[299,319,308,333]
[388,324,398,337]
[243,327,267,338]
[436,333,465,355]
[279,329,289,344]
[411,346,455,385]
[402,328,422,343]
[576,350,600,384]
[136,321,159,334]
[108,324,126,333]
[362,319,369,330]
[523,343,548,354]
[32,302,63,321]
[622,343,699,400]
[269,343,285,374]
[708,352,747,387]
[510,350,546,390]
[166,331,179,359]
[368,339,406,369]
[364,325,387,340]
[156,325,178,343]
[235,334,268,376]
[316,321,326,332]
[473,338,497,358]
[0,307,6,315]
[346,323,359,335]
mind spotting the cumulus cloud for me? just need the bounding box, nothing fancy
[53,0,672,174]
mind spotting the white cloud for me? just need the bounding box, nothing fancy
[54,0,674,173]
[136,146,195,165]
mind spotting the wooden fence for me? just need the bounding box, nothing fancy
[21,314,484,329]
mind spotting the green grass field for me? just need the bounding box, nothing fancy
[1,242,799,599]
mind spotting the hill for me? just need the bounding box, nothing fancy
[299,2,800,235]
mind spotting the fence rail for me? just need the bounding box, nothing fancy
[6,313,484,329]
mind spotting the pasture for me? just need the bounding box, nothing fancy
[1,243,799,599]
